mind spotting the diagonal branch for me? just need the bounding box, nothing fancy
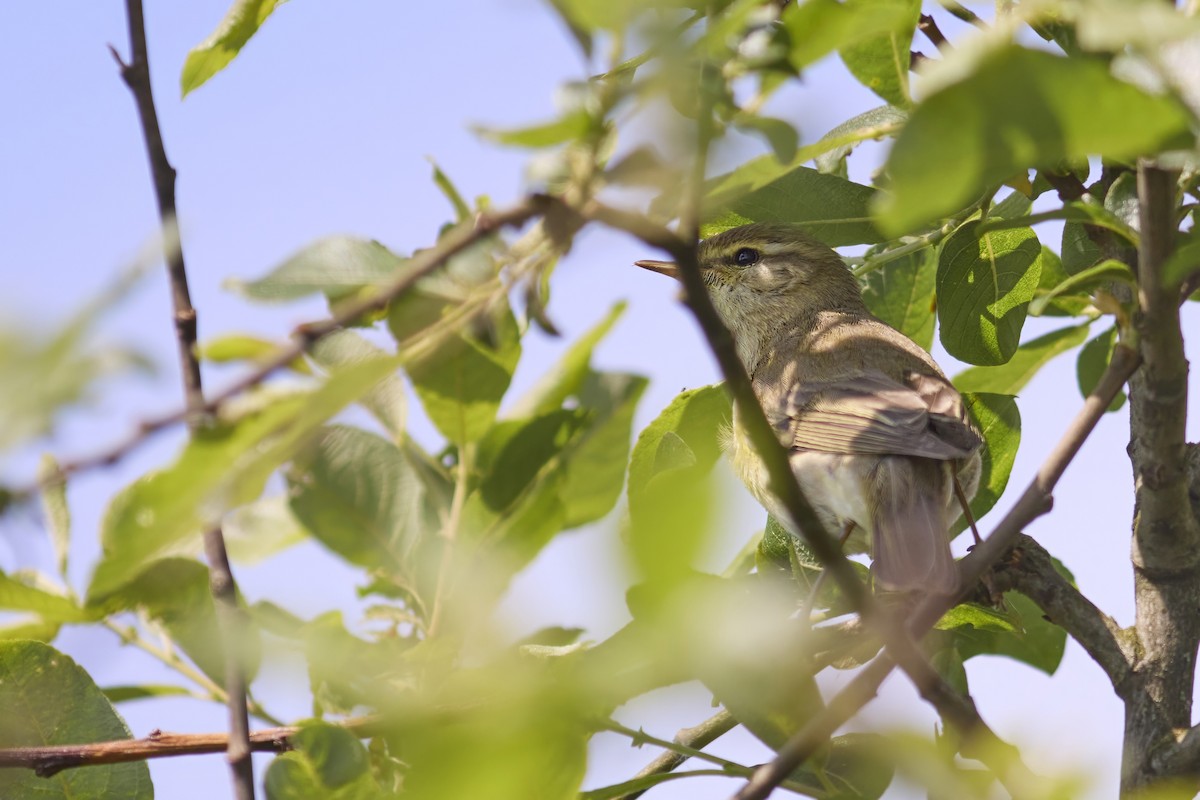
[110,3,255,796]
[14,197,546,502]
[734,343,1141,800]
[992,534,1136,698]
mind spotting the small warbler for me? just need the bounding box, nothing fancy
[636,223,981,596]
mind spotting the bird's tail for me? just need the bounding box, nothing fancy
[868,457,957,596]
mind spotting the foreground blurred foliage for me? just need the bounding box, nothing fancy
[4,0,1199,796]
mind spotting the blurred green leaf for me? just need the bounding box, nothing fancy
[937,602,1019,633]
[952,393,1021,536]
[265,722,382,800]
[877,46,1193,235]
[102,684,194,704]
[181,0,285,96]
[509,302,626,417]
[0,641,152,799]
[227,236,404,302]
[937,222,1043,366]
[222,495,308,565]
[954,323,1091,396]
[547,0,641,32]
[303,612,414,715]
[839,0,921,106]
[732,114,799,163]
[1162,233,1200,288]
[478,110,595,148]
[860,246,937,351]
[87,356,401,604]
[288,425,432,585]
[310,330,406,439]
[1061,219,1104,275]
[430,161,472,222]
[197,333,312,374]
[0,571,91,622]
[108,558,260,688]
[1077,324,1128,411]
[700,163,884,246]
[38,455,70,577]
[628,384,732,508]
[784,0,915,69]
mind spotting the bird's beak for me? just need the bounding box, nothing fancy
[634,259,680,280]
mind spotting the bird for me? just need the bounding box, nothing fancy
[635,222,982,596]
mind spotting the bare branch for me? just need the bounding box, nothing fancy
[918,14,950,51]
[0,717,382,777]
[111,2,253,794]
[617,710,737,800]
[992,534,1136,698]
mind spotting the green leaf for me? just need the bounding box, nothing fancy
[288,426,431,582]
[430,161,472,223]
[700,163,883,246]
[952,393,1021,536]
[0,571,91,622]
[1031,246,1092,317]
[107,558,261,688]
[102,684,194,704]
[839,0,921,106]
[954,323,1091,396]
[814,104,908,173]
[38,455,70,577]
[953,590,1068,674]
[627,384,733,508]
[0,641,152,799]
[1062,219,1104,275]
[937,222,1043,366]
[265,722,381,799]
[227,236,405,302]
[310,330,407,439]
[784,0,916,69]
[87,356,402,604]
[1077,324,1128,412]
[1029,259,1135,316]
[860,246,937,351]
[937,602,1019,633]
[181,0,286,97]
[509,302,626,418]
[222,495,308,565]
[395,301,521,445]
[197,333,312,374]
[478,110,595,148]
[876,46,1193,235]
[1162,233,1200,288]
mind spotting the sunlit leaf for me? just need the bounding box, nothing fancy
[839,0,921,106]
[265,722,381,799]
[310,330,407,439]
[0,641,152,799]
[227,236,405,302]
[1029,259,1135,316]
[181,0,286,97]
[784,0,915,69]
[937,222,1043,366]
[954,323,1091,396]
[877,46,1193,234]
[0,571,91,622]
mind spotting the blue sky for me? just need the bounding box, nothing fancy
[3,2,1198,797]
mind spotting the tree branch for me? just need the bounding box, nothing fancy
[734,343,1141,800]
[111,3,253,795]
[13,197,546,502]
[616,710,738,800]
[992,535,1136,698]
[0,717,382,777]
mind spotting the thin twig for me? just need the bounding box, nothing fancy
[734,344,1141,800]
[937,0,988,27]
[110,3,253,794]
[918,14,950,51]
[617,710,738,800]
[0,717,382,777]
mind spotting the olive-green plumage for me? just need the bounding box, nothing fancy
[637,223,981,595]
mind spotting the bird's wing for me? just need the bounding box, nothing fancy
[774,370,980,460]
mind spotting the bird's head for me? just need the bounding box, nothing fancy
[636,223,865,367]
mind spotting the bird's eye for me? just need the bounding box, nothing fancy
[734,247,760,267]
